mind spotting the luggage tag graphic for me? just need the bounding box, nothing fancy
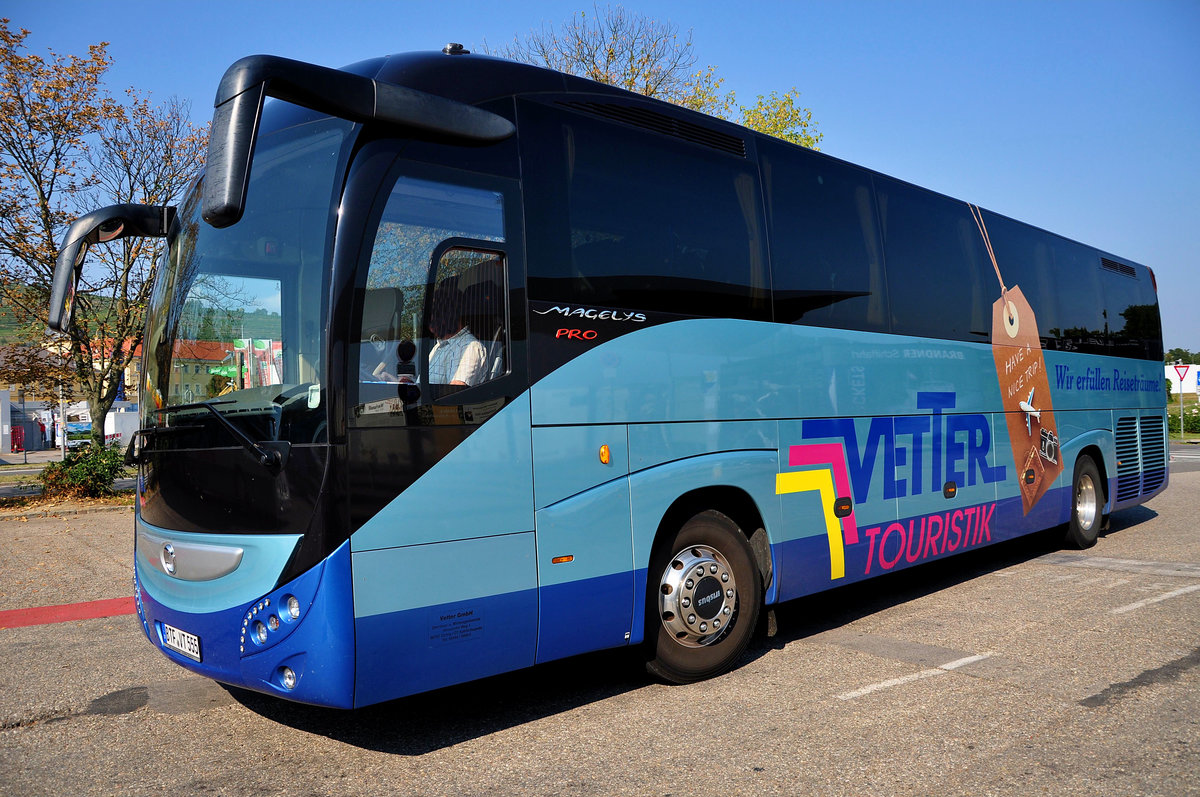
[971,205,1064,514]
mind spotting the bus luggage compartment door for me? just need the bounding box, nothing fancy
[532,424,634,663]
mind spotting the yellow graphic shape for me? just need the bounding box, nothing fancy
[776,470,844,580]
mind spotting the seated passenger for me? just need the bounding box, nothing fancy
[427,282,487,386]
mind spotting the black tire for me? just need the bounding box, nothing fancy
[1064,454,1103,549]
[645,510,762,684]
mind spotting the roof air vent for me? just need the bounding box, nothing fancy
[1101,257,1137,278]
[443,43,470,55]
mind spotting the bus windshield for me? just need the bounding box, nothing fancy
[141,112,355,445]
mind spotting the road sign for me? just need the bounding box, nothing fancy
[1175,364,1190,382]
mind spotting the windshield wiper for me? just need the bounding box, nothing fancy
[155,399,288,470]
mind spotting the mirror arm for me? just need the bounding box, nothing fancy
[48,205,175,333]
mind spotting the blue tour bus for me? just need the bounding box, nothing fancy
[49,46,1166,708]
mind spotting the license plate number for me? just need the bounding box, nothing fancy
[162,623,202,661]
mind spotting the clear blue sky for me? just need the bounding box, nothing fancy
[9,0,1198,351]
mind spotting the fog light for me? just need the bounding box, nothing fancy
[253,620,268,644]
[286,595,301,620]
[281,667,296,690]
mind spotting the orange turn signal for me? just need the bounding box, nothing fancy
[599,444,611,465]
[551,555,574,565]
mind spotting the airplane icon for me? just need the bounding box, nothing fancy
[1019,388,1040,436]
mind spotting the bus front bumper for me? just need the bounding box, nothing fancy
[133,521,355,709]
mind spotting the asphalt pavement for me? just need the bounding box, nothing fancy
[0,459,1196,795]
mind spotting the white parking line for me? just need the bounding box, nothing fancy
[1111,583,1200,615]
[836,653,992,700]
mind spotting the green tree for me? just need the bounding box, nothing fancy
[488,5,821,149]
[1165,347,1197,365]
[739,88,821,149]
[0,19,207,445]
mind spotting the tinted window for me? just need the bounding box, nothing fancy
[522,101,769,319]
[1102,262,1162,361]
[761,142,887,330]
[1045,237,1107,355]
[981,211,1109,354]
[947,210,1159,360]
[976,211,1061,348]
[876,178,993,342]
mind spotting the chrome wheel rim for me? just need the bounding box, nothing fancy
[658,545,738,648]
[1075,472,1098,531]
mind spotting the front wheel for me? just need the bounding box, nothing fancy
[645,510,762,684]
[1063,454,1103,549]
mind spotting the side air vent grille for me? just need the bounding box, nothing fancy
[1140,415,1166,494]
[1114,416,1140,502]
[558,101,747,157]
[1101,257,1137,278]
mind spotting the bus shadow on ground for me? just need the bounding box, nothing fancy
[227,646,649,755]
[229,506,1157,754]
[757,504,1159,655]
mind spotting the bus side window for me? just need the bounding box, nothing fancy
[876,176,993,343]
[521,101,769,321]
[761,141,888,331]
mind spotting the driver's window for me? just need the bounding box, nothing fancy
[429,248,508,387]
[354,176,506,418]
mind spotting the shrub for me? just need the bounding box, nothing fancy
[1167,407,1200,435]
[39,444,126,498]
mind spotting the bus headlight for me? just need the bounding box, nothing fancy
[253,620,268,644]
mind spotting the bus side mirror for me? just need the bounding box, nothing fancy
[49,204,176,333]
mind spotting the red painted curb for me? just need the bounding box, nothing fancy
[0,597,136,629]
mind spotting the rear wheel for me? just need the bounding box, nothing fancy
[1064,454,1103,549]
[645,510,761,684]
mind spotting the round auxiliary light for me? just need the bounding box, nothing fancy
[280,667,297,690]
[286,595,301,620]
[253,620,268,644]
[267,614,280,631]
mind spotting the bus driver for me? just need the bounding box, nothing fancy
[426,281,487,387]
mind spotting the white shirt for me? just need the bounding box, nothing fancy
[428,327,487,386]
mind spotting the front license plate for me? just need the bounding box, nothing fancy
[162,623,202,662]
